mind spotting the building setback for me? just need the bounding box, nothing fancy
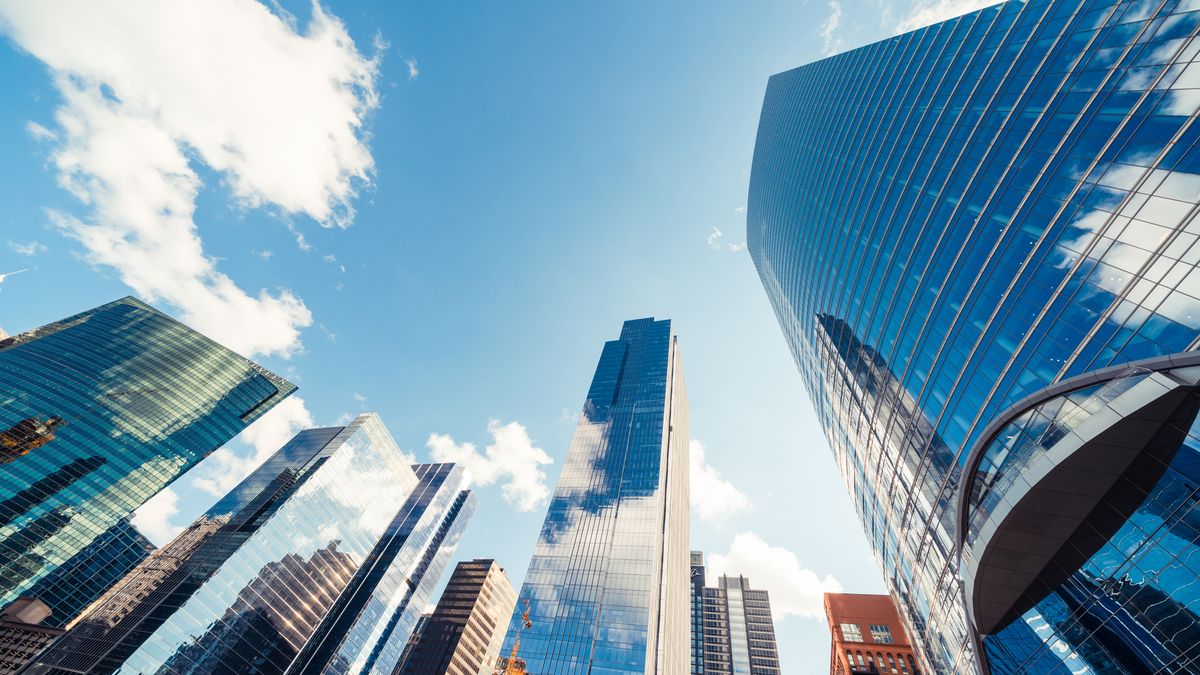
[689,552,781,675]
[0,296,295,624]
[499,318,690,674]
[748,0,1200,671]
[824,593,919,675]
[396,559,516,675]
[21,413,473,674]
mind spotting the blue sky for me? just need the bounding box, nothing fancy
[0,0,996,670]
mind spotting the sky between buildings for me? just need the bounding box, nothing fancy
[0,0,1001,671]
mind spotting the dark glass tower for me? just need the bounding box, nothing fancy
[23,413,474,674]
[500,318,690,674]
[749,0,1200,672]
[0,296,295,623]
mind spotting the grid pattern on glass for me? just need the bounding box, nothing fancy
[748,0,1200,670]
[0,297,295,618]
[982,410,1200,673]
[23,413,424,674]
[499,318,689,674]
[871,624,896,645]
[291,464,476,675]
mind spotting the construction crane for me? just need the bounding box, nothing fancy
[495,598,533,675]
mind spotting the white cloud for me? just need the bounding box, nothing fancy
[0,0,380,358]
[130,487,182,545]
[427,420,553,512]
[191,396,315,496]
[708,532,842,621]
[25,120,56,141]
[353,392,367,402]
[707,227,724,249]
[403,56,419,80]
[690,440,751,523]
[734,206,746,214]
[253,249,273,260]
[8,240,46,256]
[895,0,1006,34]
[820,0,844,56]
[727,242,747,253]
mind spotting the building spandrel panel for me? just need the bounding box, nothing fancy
[749,0,1200,672]
[0,296,295,624]
[499,318,689,675]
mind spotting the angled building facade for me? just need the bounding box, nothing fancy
[500,318,690,674]
[749,0,1200,672]
[22,413,473,674]
[0,297,295,622]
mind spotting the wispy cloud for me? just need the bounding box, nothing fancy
[709,532,842,621]
[895,0,1006,34]
[427,420,553,512]
[819,0,844,56]
[690,440,751,523]
[403,56,419,80]
[252,249,273,260]
[707,227,724,249]
[0,0,380,358]
[353,392,367,402]
[8,240,46,256]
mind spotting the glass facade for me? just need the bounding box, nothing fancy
[290,463,475,675]
[748,0,1200,672]
[0,296,296,620]
[23,413,472,674]
[500,318,690,674]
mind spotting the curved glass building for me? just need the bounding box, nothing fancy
[748,0,1200,672]
[0,297,295,623]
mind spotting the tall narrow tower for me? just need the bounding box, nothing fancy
[501,318,689,674]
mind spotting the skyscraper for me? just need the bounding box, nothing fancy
[824,593,919,675]
[689,560,782,675]
[289,464,475,674]
[749,0,1200,672]
[0,297,296,620]
[396,558,517,675]
[23,413,474,674]
[500,318,690,674]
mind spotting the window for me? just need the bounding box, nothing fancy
[841,623,864,642]
[870,624,894,644]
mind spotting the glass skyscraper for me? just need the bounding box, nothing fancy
[0,296,295,623]
[23,413,474,674]
[749,0,1200,672]
[500,318,690,674]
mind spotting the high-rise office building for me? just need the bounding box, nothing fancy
[689,558,782,675]
[289,463,475,674]
[500,318,690,674]
[824,593,919,675]
[22,413,474,674]
[396,558,517,675]
[749,0,1200,672]
[0,297,295,621]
